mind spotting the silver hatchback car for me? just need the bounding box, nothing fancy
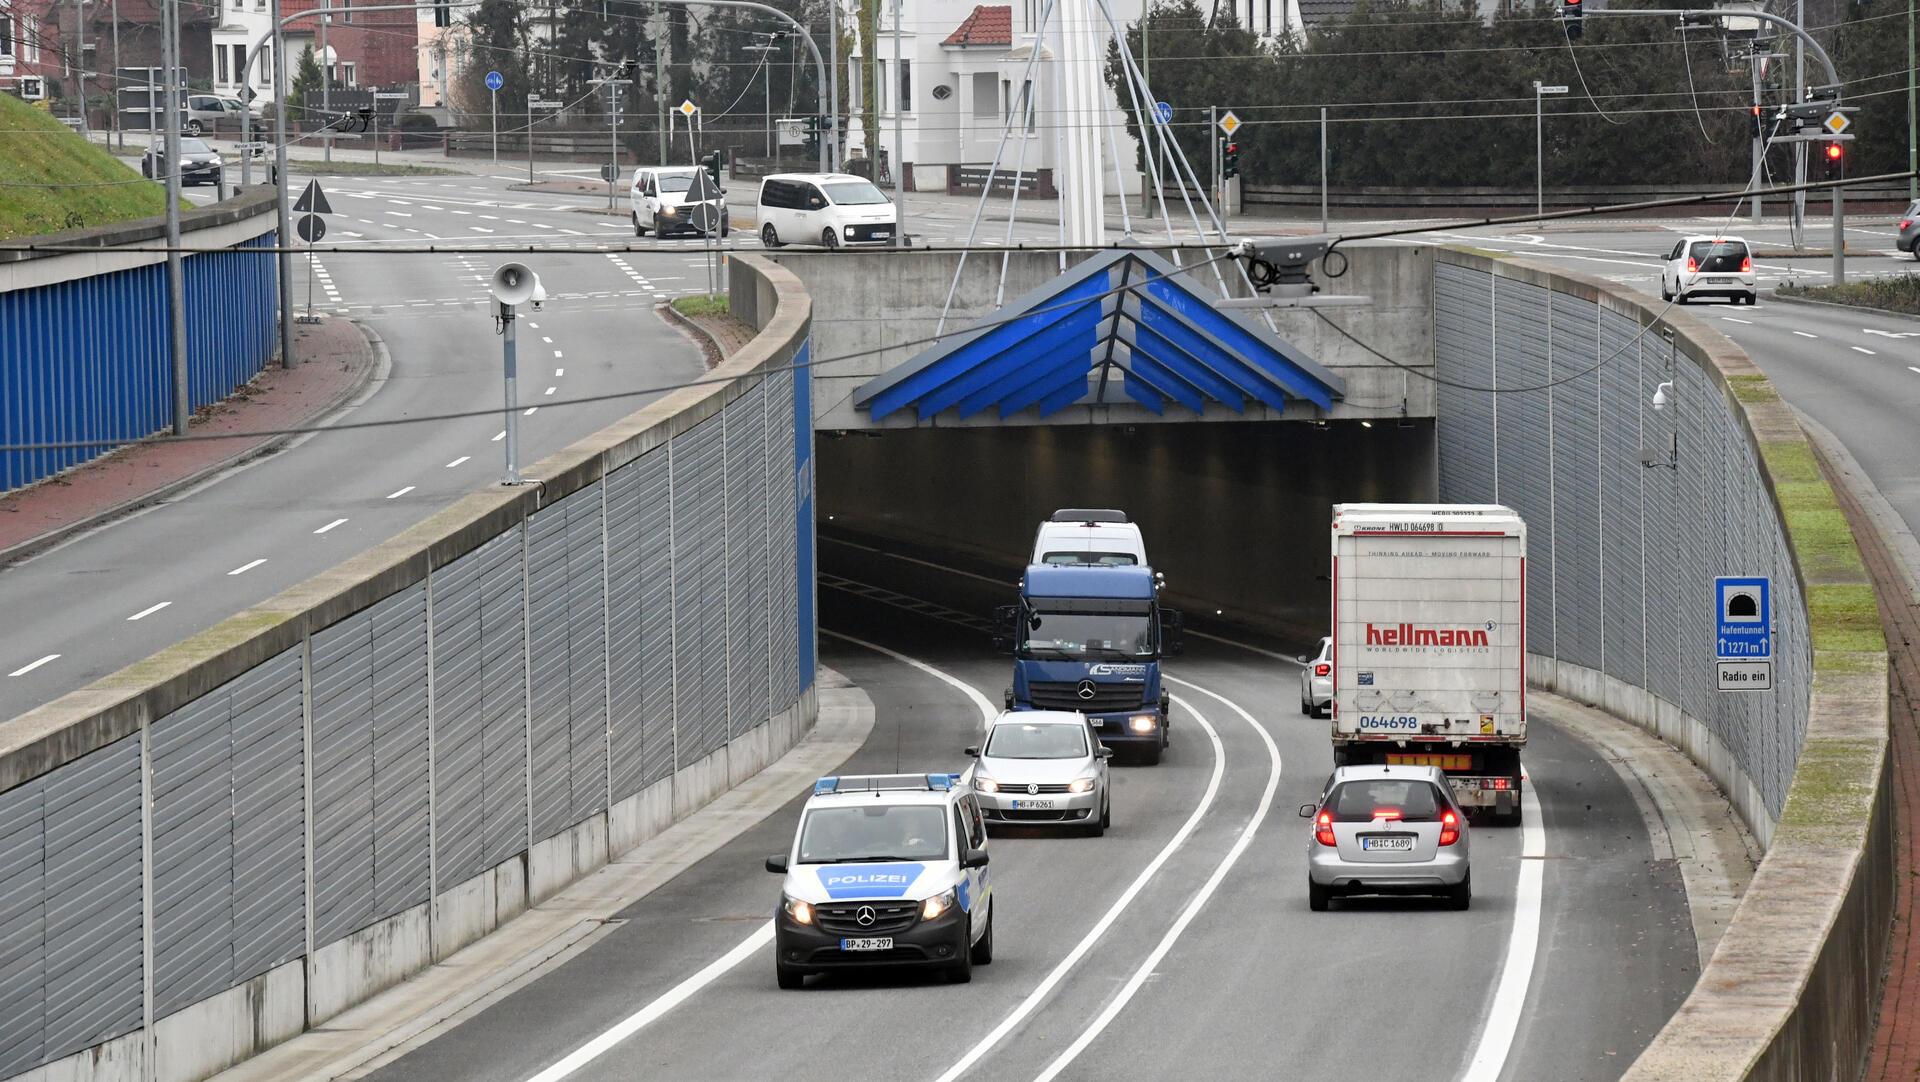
[1297,636,1332,718]
[968,711,1113,836]
[1301,765,1470,911]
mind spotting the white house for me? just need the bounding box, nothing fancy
[209,0,276,107]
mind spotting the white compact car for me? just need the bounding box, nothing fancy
[1031,509,1148,568]
[968,711,1113,835]
[1660,235,1756,306]
[630,165,728,238]
[1302,765,1471,911]
[765,773,993,988]
[1298,636,1332,717]
[757,173,898,249]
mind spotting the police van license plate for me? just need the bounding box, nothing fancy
[841,937,893,951]
[1011,798,1054,810]
[1361,835,1414,851]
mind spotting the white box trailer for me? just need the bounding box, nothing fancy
[1330,503,1527,823]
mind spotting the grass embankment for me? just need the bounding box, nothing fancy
[671,294,730,317]
[283,160,459,177]
[0,93,169,240]
[1776,273,1920,317]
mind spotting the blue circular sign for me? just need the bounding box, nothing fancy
[485,71,504,91]
[1154,101,1173,124]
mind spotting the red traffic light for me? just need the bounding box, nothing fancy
[1825,142,1844,160]
[1749,105,1761,117]
[1224,142,1240,155]
[1566,0,1581,6]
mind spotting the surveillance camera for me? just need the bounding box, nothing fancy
[530,281,547,311]
[1651,381,1673,411]
[1233,234,1336,297]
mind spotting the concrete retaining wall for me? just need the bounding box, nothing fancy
[1432,249,1891,1081]
[0,255,818,1082]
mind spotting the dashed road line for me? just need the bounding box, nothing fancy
[1852,346,1878,355]
[446,456,471,468]
[8,655,60,677]
[228,558,267,576]
[1793,330,1819,338]
[127,602,172,621]
[387,486,416,499]
[314,518,349,534]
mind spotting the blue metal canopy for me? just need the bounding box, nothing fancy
[854,249,1346,424]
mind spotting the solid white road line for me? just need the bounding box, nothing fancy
[1185,628,1306,667]
[931,694,1228,1082]
[386,486,416,499]
[227,559,267,576]
[1031,679,1281,1082]
[127,602,172,621]
[314,518,349,534]
[1457,773,1547,1082]
[520,924,776,1082]
[823,630,996,722]
[8,655,60,677]
[446,456,471,468]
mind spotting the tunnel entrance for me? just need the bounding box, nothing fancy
[816,419,1436,640]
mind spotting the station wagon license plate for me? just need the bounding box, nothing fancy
[1361,835,1414,851]
[841,937,893,951]
[1011,798,1054,810]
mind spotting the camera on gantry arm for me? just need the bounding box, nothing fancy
[1230,235,1349,298]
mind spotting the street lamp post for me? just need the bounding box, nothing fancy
[1534,81,1568,219]
[320,13,331,163]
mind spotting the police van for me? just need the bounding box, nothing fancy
[764,773,994,988]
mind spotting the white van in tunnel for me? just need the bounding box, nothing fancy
[1031,509,1148,567]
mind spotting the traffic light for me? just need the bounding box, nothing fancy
[1823,141,1844,179]
[1561,0,1583,40]
[700,151,722,187]
[1222,140,1241,180]
[1748,105,1762,140]
[803,114,820,157]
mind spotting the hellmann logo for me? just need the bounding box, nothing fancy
[1365,622,1493,647]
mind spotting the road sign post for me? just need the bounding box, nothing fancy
[1215,110,1241,216]
[1534,82,1569,219]
[1714,576,1774,692]
[293,180,332,322]
[486,71,503,162]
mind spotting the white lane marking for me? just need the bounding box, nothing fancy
[1185,629,1306,667]
[386,486,415,499]
[384,211,412,217]
[555,368,565,377]
[553,351,564,359]
[228,558,267,576]
[493,430,507,441]
[1457,773,1546,1082]
[127,602,172,621]
[544,386,557,396]
[1793,330,1819,338]
[931,693,1227,1082]
[1720,317,1753,325]
[314,518,349,535]
[1031,680,1280,1082]
[524,406,539,415]
[825,631,997,722]
[527,322,540,329]
[521,923,775,1082]
[446,456,471,468]
[1909,367,1920,376]
[542,336,554,344]
[1851,346,1878,355]
[8,655,60,677]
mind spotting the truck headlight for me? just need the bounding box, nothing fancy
[973,776,999,793]
[1128,715,1158,733]
[921,889,957,921]
[1068,777,1096,793]
[782,895,814,925]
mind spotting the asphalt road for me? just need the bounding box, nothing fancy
[0,168,715,718]
[353,537,1697,1082]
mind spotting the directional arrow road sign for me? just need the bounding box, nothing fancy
[485,71,504,92]
[1154,101,1173,124]
[292,179,332,215]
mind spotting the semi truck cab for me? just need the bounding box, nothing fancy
[995,564,1182,765]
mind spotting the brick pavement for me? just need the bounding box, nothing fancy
[1825,447,1920,1080]
[0,317,376,561]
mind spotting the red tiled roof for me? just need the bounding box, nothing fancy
[942,5,1012,47]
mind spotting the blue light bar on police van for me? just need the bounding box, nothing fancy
[813,773,961,795]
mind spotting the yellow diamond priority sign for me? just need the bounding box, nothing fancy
[1822,111,1850,135]
[679,100,699,117]
[1218,110,1241,136]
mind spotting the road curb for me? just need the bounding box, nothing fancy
[0,319,384,569]
[1794,408,1920,606]
[1764,289,1919,321]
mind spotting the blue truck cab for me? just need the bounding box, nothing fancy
[996,564,1183,765]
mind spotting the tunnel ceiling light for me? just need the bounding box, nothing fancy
[1360,420,1373,428]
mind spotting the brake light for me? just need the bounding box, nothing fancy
[1314,663,1330,677]
[1740,256,1752,273]
[1901,219,1913,231]
[1371,808,1402,820]
[1315,810,1336,847]
[1685,257,1699,273]
[1439,810,1460,846]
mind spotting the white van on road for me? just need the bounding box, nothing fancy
[757,173,898,249]
[629,166,728,238]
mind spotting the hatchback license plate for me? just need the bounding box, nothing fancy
[1361,835,1414,851]
[1011,798,1054,810]
[841,937,893,951]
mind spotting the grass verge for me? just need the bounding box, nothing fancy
[283,160,462,177]
[0,94,170,240]
[671,294,731,318]
[1776,273,1920,316]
